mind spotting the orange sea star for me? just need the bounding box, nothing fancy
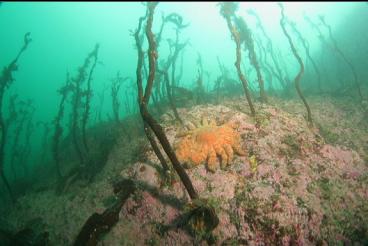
[174,118,246,172]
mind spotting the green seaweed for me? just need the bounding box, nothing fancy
[281,134,301,158]
[287,160,300,176]
[317,177,332,200]
[318,125,340,144]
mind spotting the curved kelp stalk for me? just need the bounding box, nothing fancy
[151,13,170,115]
[247,9,287,91]
[289,21,322,94]
[0,32,31,202]
[234,16,267,103]
[158,69,183,125]
[134,10,170,174]
[37,121,51,170]
[70,44,99,170]
[254,35,275,94]
[134,4,196,196]
[194,53,206,105]
[133,3,218,240]
[157,12,189,124]
[81,44,99,154]
[319,16,363,102]
[165,13,189,100]
[110,72,131,140]
[52,73,73,181]
[58,44,99,193]
[18,101,35,178]
[111,72,126,124]
[10,100,29,181]
[219,2,256,116]
[6,95,19,180]
[279,4,313,125]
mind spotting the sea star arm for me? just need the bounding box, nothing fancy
[224,144,234,164]
[207,147,218,172]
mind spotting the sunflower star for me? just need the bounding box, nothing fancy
[174,118,246,172]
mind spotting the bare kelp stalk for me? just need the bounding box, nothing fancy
[279,4,313,125]
[7,99,34,183]
[52,73,73,180]
[70,44,99,170]
[0,32,31,202]
[194,53,206,105]
[58,44,99,193]
[289,21,322,94]
[157,13,189,124]
[134,9,170,174]
[18,101,35,178]
[133,3,218,239]
[6,95,19,180]
[219,2,256,116]
[111,72,125,123]
[110,71,131,140]
[254,35,274,94]
[247,9,287,91]
[10,99,29,180]
[234,16,267,103]
[134,4,196,196]
[319,16,363,102]
[81,44,99,154]
[96,84,108,124]
[37,121,51,171]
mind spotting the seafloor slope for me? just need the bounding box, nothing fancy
[3,95,368,245]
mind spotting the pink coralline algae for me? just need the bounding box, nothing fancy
[104,103,368,245]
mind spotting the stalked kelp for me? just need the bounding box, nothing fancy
[7,95,21,180]
[214,57,225,104]
[52,73,73,180]
[56,44,100,193]
[0,32,31,202]
[194,53,206,105]
[319,16,363,102]
[303,13,330,91]
[111,72,128,124]
[96,83,108,124]
[70,44,99,169]
[1,95,35,198]
[247,9,287,92]
[149,18,164,115]
[110,71,131,140]
[10,99,35,182]
[36,121,51,172]
[134,8,170,174]
[134,3,194,194]
[233,14,267,103]
[133,3,219,241]
[81,44,99,154]
[166,13,189,94]
[157,12,189,124]
[214,56,241,101]
[0,3,367,245]
[289,21,322,94]
[219,2,256,116]
[279,3,313,125]
[253,35,275,95]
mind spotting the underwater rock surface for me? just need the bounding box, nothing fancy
[3,98,368,245]
[107,101,367,245]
